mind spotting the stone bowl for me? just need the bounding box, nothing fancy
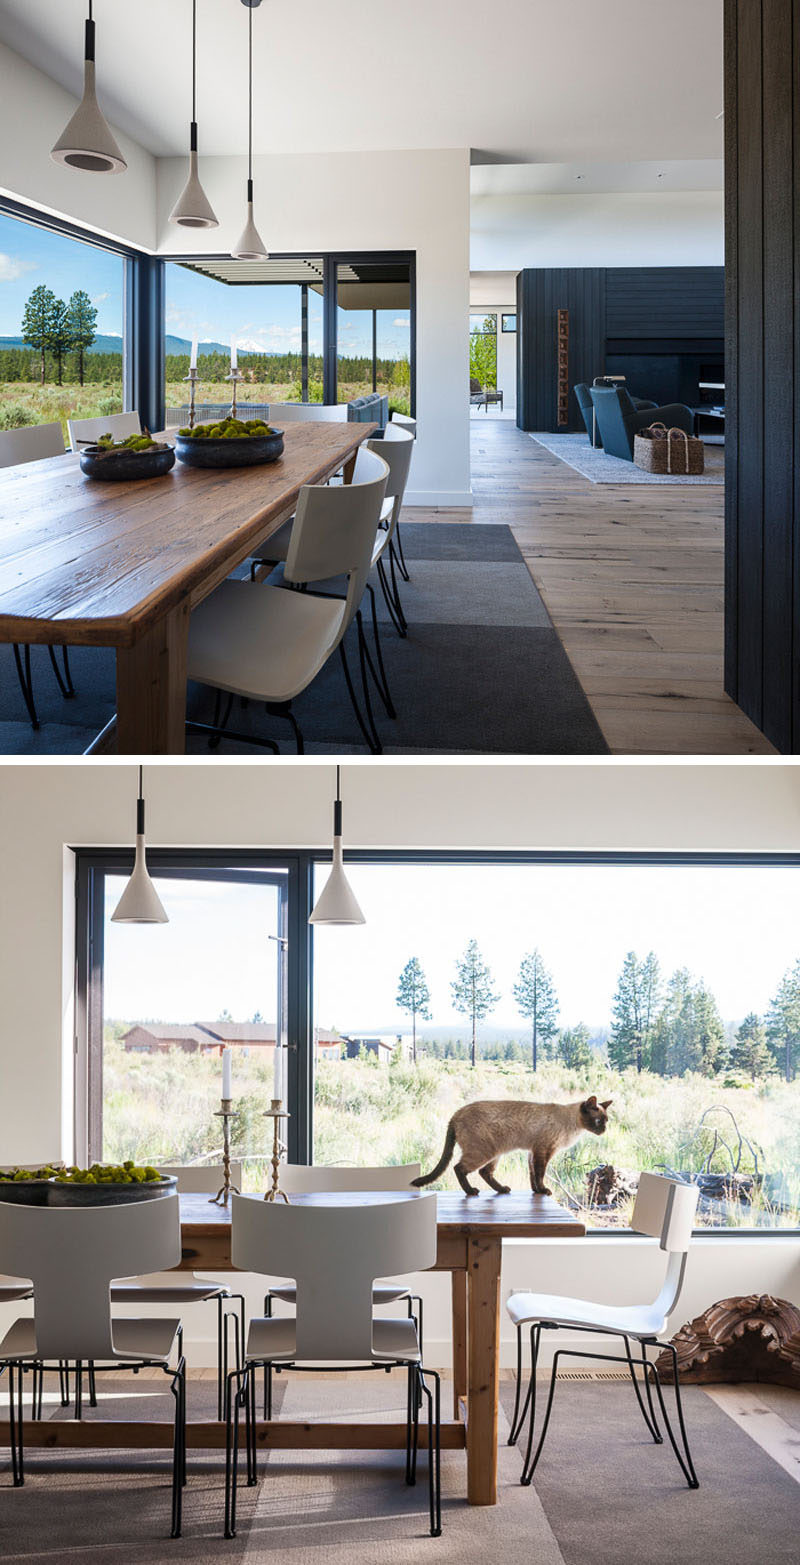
[0,1177,54,1206]
[47,1174,178,1207]
[174,428,284,469]
[79,444,175,482]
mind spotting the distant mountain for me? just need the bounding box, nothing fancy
[0,333,233,357]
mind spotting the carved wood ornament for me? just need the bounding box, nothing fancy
[656,1295,800,1386]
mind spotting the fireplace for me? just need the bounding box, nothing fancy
[604,339,724,410]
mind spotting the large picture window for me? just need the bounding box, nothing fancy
[77,851,800,1233]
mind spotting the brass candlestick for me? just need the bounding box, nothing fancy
[210,1098,241,1206]
[183,366,199,429]
[225,368,244,419]
[263,1098,290,1203]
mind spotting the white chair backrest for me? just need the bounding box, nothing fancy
[0,1193,181,1360]
[67,411,141,449]
[280,1162,420,1194]
[267,403,348,423]
[632,1173,698,1253]
[0,422,65,469]
[159,1163,243,1194]
[232,1192,436,1359]
[284,446,388,635]
[366,424,413,528]
[391,412,416,437]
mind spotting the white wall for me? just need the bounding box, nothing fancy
[156,150,472,507]
[471,191,724,272]
[1,757,799,1364]
[0,41,156,251]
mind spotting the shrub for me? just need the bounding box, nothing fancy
[95,394,123,417]
[0,402,38,429]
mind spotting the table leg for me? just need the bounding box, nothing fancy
[451,1269,468,1419]
[116,604,189,754]
[466,1235,501,1505]
[342,450,357,484]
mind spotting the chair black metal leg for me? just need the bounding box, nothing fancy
[280,704,305,754]
[217,1295,224,1423]
[208,691,234,750]
[419,1368,441,1536]
[74,1359,83,1420]
[623,1335,661,1443]
[377,558,407,639]
[388,542,408,632]
[521,1337,556,1485]
[649,1346,699,1489]
[58,1361,69,1406]
[224,1368,240,1538]
[8,1360,23,1486]
[641,1341,660,1441]
[13,644,39,729]
[169,1360,185,1537]
[87,1361,98,1408]
[263,1293,273,1419]
[247,1364,257,1485]
[339,637,381,753]
[508,1323,527,1446]
[394,521,410,583]
[356,609,383,753]
[405,1364,416,1485]
[364,582,397,718]
[47,644,75,700]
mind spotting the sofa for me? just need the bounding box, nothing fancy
[347,393,388,432]
[574,381,657,448]
[589,384,694,461]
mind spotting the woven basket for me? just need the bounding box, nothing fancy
[634,423,705,476]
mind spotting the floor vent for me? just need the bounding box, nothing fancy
[549,1369,632,1383]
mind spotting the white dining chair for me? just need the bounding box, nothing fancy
[266,402,348,423]
[186,447,389,754]
[0,422,76,729]
[67,411,141,449]
[225,1192,441,1538]
[0,1194,187,1535]
[260,1163,424,1416]
[367,423,415,644]
[506,1172,700,1490]
[390,411,417,438]
[107,1163,244,1421]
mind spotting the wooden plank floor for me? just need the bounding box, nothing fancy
[405,420,773,755]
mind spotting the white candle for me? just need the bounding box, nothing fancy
[273,1036,282,1104]
[221,1046,232,1101]
[230,336,237,370]
[190,334,198,371]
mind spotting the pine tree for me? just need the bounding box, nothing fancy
[395,956,432,1064]
[766,959,800,1081]
[49,298,71,387]
[651,969,726,1077]
[557,1023,593,1071]
[513,949,559,1072]
[608,951,661,1072]
[21,284,59,386]
[729,1012,772,1080]
[66,290,97,386]
[450,939,500,1067]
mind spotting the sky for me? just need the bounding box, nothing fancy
[102,861,800,1037]
[0,213,123,337]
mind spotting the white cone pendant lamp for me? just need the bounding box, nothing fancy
[111,766,169,925]
[170,0,218,229]
[309,767,365,926]
[232,0,269,262]
[51,3,127,174]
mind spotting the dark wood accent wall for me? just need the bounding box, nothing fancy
[517,266,723,436]
[724,0,799,752]
[517,268,605,433]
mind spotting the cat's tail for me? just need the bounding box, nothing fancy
[412,1121,456,1187]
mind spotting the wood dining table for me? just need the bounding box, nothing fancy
[3,1189,585,1507]
[0,421,376,753]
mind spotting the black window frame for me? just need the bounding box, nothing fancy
[75,846,800,1237]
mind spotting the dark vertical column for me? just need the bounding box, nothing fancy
[322,258,337,404]
[725,0,799,749]
[301,283,309,402]
[372,308,377,393]
[130,254,165,434]
[516,268,605,433]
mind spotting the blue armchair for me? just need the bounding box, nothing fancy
[574,382,657,448]
[589,385,694,461]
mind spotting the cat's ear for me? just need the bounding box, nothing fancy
[600,1099,613,1110]
[583,1094,598,1108]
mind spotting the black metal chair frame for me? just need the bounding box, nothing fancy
[224,1355,441,1539]
[12,644,75,730]
[259,1288,424,1418]
[3,1343,188,1537]
[508,1319,698,1491]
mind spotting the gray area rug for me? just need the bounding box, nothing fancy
[0,523,607,756]
[1,1370,797,1564]
[530,432,725,484]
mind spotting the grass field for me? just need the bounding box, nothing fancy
[101,1039,800,1230]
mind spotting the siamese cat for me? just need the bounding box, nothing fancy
[412,1095,612,1197]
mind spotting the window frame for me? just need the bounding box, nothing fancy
[75,846,800,1236]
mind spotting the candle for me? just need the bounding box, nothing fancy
[230,336,237,371]
[221,1046,232,1102]
[273,1036,282,1104]
[190,334,198,371]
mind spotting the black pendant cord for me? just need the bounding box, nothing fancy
[246,0,254,200]
[86,0,95,60]
[137,764,145,835]
[334,765,342,837]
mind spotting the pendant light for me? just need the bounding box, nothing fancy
[170,0,219,228]
[51,2,127,174]
[232,0,269,262]
[309,767,365,926]
[111,767,169,924]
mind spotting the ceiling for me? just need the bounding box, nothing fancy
[0,0,724,163]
